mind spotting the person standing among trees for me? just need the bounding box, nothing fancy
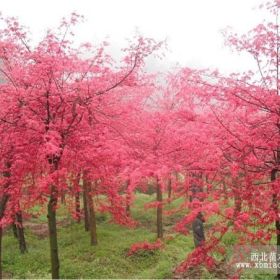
[189,172,206,247]
[192,212,205,247]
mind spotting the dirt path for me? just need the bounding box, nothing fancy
[24,219,72,238]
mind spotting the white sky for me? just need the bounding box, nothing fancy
[1,0,267,74]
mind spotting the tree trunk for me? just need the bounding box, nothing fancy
[75,173,81,223]
[126,200,130,217]
[233,193,242,216]
[16,211,27,253]
[12,222,18,239]
[85,181,97,245]
[83,186,89,232]
[167,177,172,203]
[75,192,81,223]
[233,178,241,216]
[0,191,9,280]
[271,169,280,280]
[156,177,163,239]
[276,215,280,280]
[60,193,66,205]
[47,186,59,279]
[88,194,97,246]
[125,179,131,216]
[0,228,2,280]
[275,206,280,280]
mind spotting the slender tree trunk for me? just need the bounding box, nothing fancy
[271,169,280,280]
[167,177,172,203]
[185,172,190,200]
[47,186,59,279]
[60,193,66,205]
[75,173,81,223]
[12,222,18,239]
[126,198,130,216]
[16,211,27,253]
[125,179,131,216]
[156,177,163,239]
[276,214,280,280]
[233,193,241,216]
[85,180,97,245]
[0,194,9,280]
[0,228,2,280]
[88,194,97,246]
[274,196,280,280]
[83,186,89,232]
[75,192,81,223]
[233,178,242,216]
[222,181,227,194]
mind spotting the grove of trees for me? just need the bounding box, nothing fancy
[0,1,279,279]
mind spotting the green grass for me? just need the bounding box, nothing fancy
[2,193,278,279]
[3,193,193,279]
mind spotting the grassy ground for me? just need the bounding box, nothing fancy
[3,193,194,279]
[2,193,277,279]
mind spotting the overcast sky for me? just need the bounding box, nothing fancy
[1,0,267,74]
